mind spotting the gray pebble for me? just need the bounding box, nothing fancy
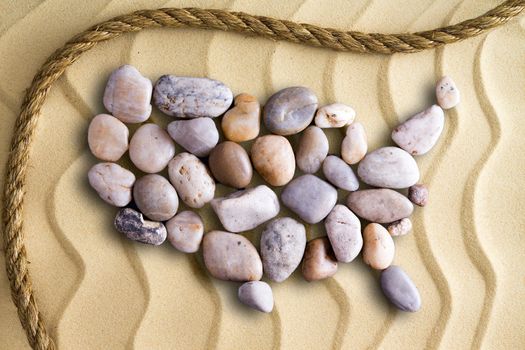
[238,281,274,313]
[325,205,362,263]
[296,126,329,174]
[381,265,421,312]
[114,208,167,245]
[167,117,219,157]
[347,189,413,224]
[133,174,179,221]
[322,155,359,191]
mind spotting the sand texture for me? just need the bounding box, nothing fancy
[1,1,525,349]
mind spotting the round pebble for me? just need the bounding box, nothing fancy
[209,141,252,189]
[114,208,167,245]
[251,135,295,186]
[347,189,414,224]
[436,76,460,109]
[129,123,175,173]
[381,265,421,312]
[302,237,338,281]
[133,174,179,221]
[322,155,359,191]
[408,184,429,206]
[341,122,367,165]
[222,93,261,142]
[296,126,329,174]
[314,103,355,128]
[88,114,129,161]
[325,205,362,263]
[88,162,135,207]
[166,211,204,253]
[363,223,395,270]
[238,281,274,313]
[387,218,412,237]
[167,117,219,157]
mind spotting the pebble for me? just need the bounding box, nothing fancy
[281,174,337,224]
[347,189,414,224]
[166,211,204,253]
[88,114,129,161]
[251,135,295,186]
[387,218,412,237]
[88,162,135,207]
[357,147,419,189]
[129,123,175,173]
[391,105,444,156]
[222,93,260,142]
[153,75,233,118]
[103,65,152,123]
[408,184,429,206]
[381,265,421,312]
[238,281,274,313]
[133,174,179,221]
[436,76,460,109]
[302,237,338,281]
[208,141,252,188]
[362,223,395,270]
[341,122,367,165]
[296,126,329,174]
[168,153,215,208]
[314,103,355,128]
[260,217,306,282]
[203,230,263,282]
[114,208,167,245]
[263,86,318,135]
[167,117,219,157]
[322,155,359,191]
[211,185,279,233]
[325,205,362,263]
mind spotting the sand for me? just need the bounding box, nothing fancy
[1,1,524,349]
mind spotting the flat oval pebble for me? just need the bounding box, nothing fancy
[408,184,429,206]
[281,174,337,224]
[166,211,204,253]
[88,162,135,207]
[129,123,175,173]
[391,105,444,156]
[322,155,359,191]
[168,153,215,208]
[211,185,279,233]
[251,135,295,186]
[358,147,419,189]
[153,75,233,118]
[314,103,355,128]
[381,265,421,312]
[347,189,413,224]
[325,205,362,263]
[88,114,129,161]
[296,126,329,174]
[222,93,260,142]
[133,174,178,221]
[209,141,252,189]
[167,117,219,157]
[302,237,338,281]
[203,230,263,282]
[363,223,395,270]
[114,208,167,245]
[103,65,152,123]
[260,217,306,282]
[341,122,367,165]
[238,281,274,313]
[263,86,318,135]
[436,76,460,109]
[387,218,412,237]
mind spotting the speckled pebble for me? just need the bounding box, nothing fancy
[387,218,412,237]
[436,76,460,109]
[314,103,355,128]
[114,208,167,245]
[408,184,429,206]
[325,205,362,263]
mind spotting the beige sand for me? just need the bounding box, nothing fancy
[1,1,524,349]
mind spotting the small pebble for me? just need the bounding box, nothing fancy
[408,184,429,206]
[436,76,460,109]
[302,237,338,282]
[88,162,135,207]
[114,208,167,245]
[296,126,329,174]
[341,122,367,165]
[325,205,362,263]
[88,114,129,162]
[238,281,274,313]
[263,86,318,135]
[208,141,252,189]
[133,174,179,221]
[251,135,295,186]
[381,265,421,312]
[387,218,412,237]
[167,117,219,157]
[363,223,395,270]
[129,123,175,173]
[314,103,355,128]
[347,189,414,224]
[166,211,204,253]
[222,93,260,142]
[322,155,359,191]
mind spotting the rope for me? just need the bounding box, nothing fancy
[3,2,524,349]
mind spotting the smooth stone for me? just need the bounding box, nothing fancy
[325,205,362,263]
[133,174,179,221]
[103,65,152,123]
[263,86,318,135]
[296,126,329,174]
[88,114,129,161]
[436,76,460,109]
[129,123,175,173]
[322,155,359,191]
[381,265,421,312]
[222,93,260,142]
[363,223,395,270]
[341,122,367,165]
[114,208,167,245]
[203,230,263,282]
[387,218,412,237]
[88,162,135,207]
[302,237,338,281]
[166,211,204,253]
[167,117,219,157]
[347,189,414,224]
[281,174,337,224]
[315,103,356,128]
[251,135,295,186]
[211,185,279,233]
[238,281,274,313]
[260,217,306,282]
[408,184,429,206]
[168,153,215,208]
[153,75,233,118]
[208,141,252,188]
[391,105,445,156]
[357,147,419,189]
